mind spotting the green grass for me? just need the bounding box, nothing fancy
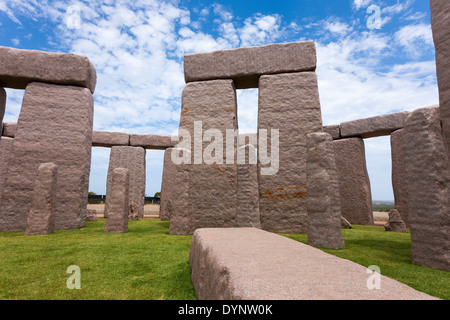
[0,220,448,300]
[0,219,195,300]
[281,225,450,300]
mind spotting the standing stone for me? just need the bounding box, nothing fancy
[0,88,6,135]
[403,106,449,271]
[25,163,58,235]
[384,209,407,233]
[333,138,374,225]
[86,209,97,221]
[306,132,345,249]
[258,72,323,233]
[0,137,14,198]
[104,168,129,233]
[168,148,193,235]
[160,147,176,221]
[105,146,146,221]
[390,129,409,227]
[430,0,450,155]
[174,79,238,234]
[0,82,93,232]
[236,144,261,228]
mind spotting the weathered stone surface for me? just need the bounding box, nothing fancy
[105,146,145,220]
[384,209,407,233]
[306,132,345,249]
[129,134,177,150]
[25,163,57,235]
[160,147,176,221]
[168,148,193,235]
[403,106,449,271]
[340,112,410,139]
[341,216,352,229]
[184,41,317,89]
[390,129,409,227]
[0,137,13,197]
[172,79,238,234]
[104,168,129,233]
[86,209,97,221]
[0,88,5,135]
[0,82,93,232]
[333,138,373,225]
[258,72,323,233]
[236,144,261,228]
[92,131,129,147]
[323,125,340,140]
[0,46,97,93]
[189,228,438,300]
[2,122,16,138]
[430,0,450,154]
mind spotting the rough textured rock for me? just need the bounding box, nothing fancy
[323,125,340,140]
[129,134,177,150]
[258,72,323,233]
[384,209,407,233]
[92,131,129,147]
[2,122,16,138]
[430,0,450,154]
[0,137,14,197]
[160,147,176,221]
[104,168,129,233]
[236,144,261,228]
[341,216,352,229]
[189,228,438,300]
[390,129,409,227]
[403,106,449,271]
[184,41,317,89]
[340,112,410,139]
[333,138,373,225]
[105,146,146,220]
[168,148,193,235]
[0,46,96,93]
[306,132,345,249]
[86,209,97,221]
[173,79,238,234]
[0,88,5,135]
[0,82,93,232]
[24,163,58,235]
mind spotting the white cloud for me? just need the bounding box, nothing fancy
[353,0,372,10]
[394,23,434,55]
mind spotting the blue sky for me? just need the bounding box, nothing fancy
[0,0,439,201]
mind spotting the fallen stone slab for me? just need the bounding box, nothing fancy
[184,41,316,89]
[25,163,58,235]
[92,131,129,147]
[0,46,97,93]
[340,112,410,139]
[384,209,406,233]
[189,228,438,300]
[86,209,97,221]
[129,134,177,150]
[1,122,16,138]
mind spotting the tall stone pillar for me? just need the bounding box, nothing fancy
[333,138,373,225]
[105,146,146,220]
[403,106,449,271]
[430,0,450,156]
[0,88,6,135]
[0,137,14,198]
[104,168,129,234]
[390,129,409,227]
[0,82,93,231]
[160,147,176,221]
[258,72,323,233]
[173,79,238,234]
[306,132,345,249]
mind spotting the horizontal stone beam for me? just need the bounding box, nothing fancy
[189,228,438,300]
[92,131,129,147]
[129,134,177,150]
[340,111,410,139]
[184,41,317,89]
[0,46,97,94]
[323,125,341,140]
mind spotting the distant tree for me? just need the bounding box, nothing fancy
[154,191,161,197]
[88,191,97,195]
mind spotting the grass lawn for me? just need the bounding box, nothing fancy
[0,219,448,300]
